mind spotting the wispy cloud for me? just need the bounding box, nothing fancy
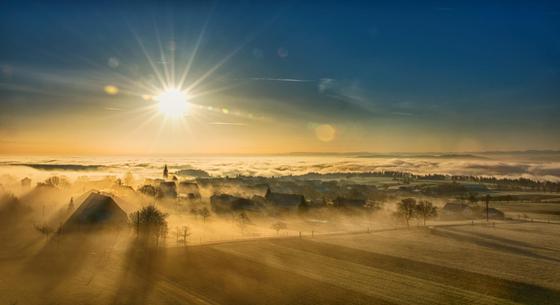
[249,77,314,83]
[208,122,248,126]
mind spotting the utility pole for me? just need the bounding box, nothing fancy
[485,194,490,222]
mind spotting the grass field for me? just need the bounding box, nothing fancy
[1,221,559,305]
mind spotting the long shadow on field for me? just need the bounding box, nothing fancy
[432,228,560,263]
[22,232,97,294]
[444,227,558,252]
[157,246,395,305]
[111,239,165,305]
[271,239,560,305]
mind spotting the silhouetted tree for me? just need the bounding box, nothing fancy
[415,200,437,226]
[176,225,191,246]
[138,185,157,197]
[271,221,287,235]
[130,205,168,247]
[43,176,70,188]
[236,212,251,234]
[396,198,416,228]
[199,207,210,223]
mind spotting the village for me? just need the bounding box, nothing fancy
[2,163,538,246]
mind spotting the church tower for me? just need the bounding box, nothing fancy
[163,164,169,179]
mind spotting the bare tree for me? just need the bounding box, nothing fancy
[396,198,416,228]
[415,200,437,226]
[236,212,251,235]
[199,207,210,223]
[176,225,192,246]
[271,221,287,235]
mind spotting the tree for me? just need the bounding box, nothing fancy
[190,208,200,219]
[271,221,287,235]
[199,207,210,223]
[138,185,157,197]
[176,225,191,246]
[415,200,437,226]
[396,198,416,228]
[43,176,70,188]
[130,205,169,247]
[236,212,251,234]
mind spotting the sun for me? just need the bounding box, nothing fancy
[156,89,189,118]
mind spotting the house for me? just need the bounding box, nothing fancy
[158,181,177,198]
[178,181,201,199]
[333,197,366,208]
[487,207,505,219]
[265,188,306,210]
[210,194,257,213]
[62,192,128,231]
[441,202,474,219]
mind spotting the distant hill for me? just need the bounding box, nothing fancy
[285,152,488,159]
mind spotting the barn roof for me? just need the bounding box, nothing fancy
[63,192,128,230]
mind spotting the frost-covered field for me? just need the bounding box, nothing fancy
[1,221,559,305]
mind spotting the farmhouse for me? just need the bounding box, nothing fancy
[265,187,305,210]
[210,194,257,213]
[158,181,177,198]
[178,181,201,199]
[487,207,505,219]
[63,192,128,231]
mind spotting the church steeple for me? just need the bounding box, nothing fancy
[163,164,169,179]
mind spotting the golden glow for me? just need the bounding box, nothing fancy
[156,89,189,118]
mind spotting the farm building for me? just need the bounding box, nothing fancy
[487,207,505,219]
[265,188,305,208]
[210,194,258,213]
[158,181,177,198]
[62,192,128,231]
[177,181,201,199]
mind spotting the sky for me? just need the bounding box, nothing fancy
[0,0,559,155]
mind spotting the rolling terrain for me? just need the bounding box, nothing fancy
[1,221,559,305]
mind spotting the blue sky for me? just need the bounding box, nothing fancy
[1,1,559,154]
